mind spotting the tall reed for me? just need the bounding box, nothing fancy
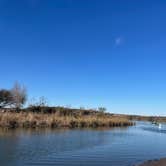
[0,112,134,129]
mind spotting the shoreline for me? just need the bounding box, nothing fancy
[138,158,166,166]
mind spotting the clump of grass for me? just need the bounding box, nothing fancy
[0,112,134,129]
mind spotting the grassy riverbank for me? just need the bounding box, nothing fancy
[124,114,166,123]
[0,107,134,129]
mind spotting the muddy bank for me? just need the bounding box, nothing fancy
[138,158,166,166]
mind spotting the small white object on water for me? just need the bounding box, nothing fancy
[158,123,162,129]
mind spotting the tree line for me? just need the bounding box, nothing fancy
[0,82,107,114]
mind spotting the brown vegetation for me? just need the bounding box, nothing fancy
[122,114,166,123]
[0,108,134,129]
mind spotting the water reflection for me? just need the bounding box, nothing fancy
[0,123,166,166]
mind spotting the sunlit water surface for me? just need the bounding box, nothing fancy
[0,122,166,166]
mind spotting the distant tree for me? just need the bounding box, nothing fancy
[27,96,48,113]
[79,106,85,110]
[37,96,48,107]
[11,82,27,109]
[0,89,13,108]
[28,96,48,108]
[98,107,107,113]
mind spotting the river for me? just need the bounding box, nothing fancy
[0,122,166,166]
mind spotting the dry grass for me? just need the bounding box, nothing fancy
[0,112,134,129]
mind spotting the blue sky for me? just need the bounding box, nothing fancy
[0,0,166,115]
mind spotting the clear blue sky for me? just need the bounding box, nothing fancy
[0,0,166,115]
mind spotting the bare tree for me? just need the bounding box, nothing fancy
[28,96,48,108]
[38,96,48,107]
[11,82,27,109]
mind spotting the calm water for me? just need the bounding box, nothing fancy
[0,122,166,166]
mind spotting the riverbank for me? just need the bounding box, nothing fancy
[0,109,134,129]
[138,158,166,166]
